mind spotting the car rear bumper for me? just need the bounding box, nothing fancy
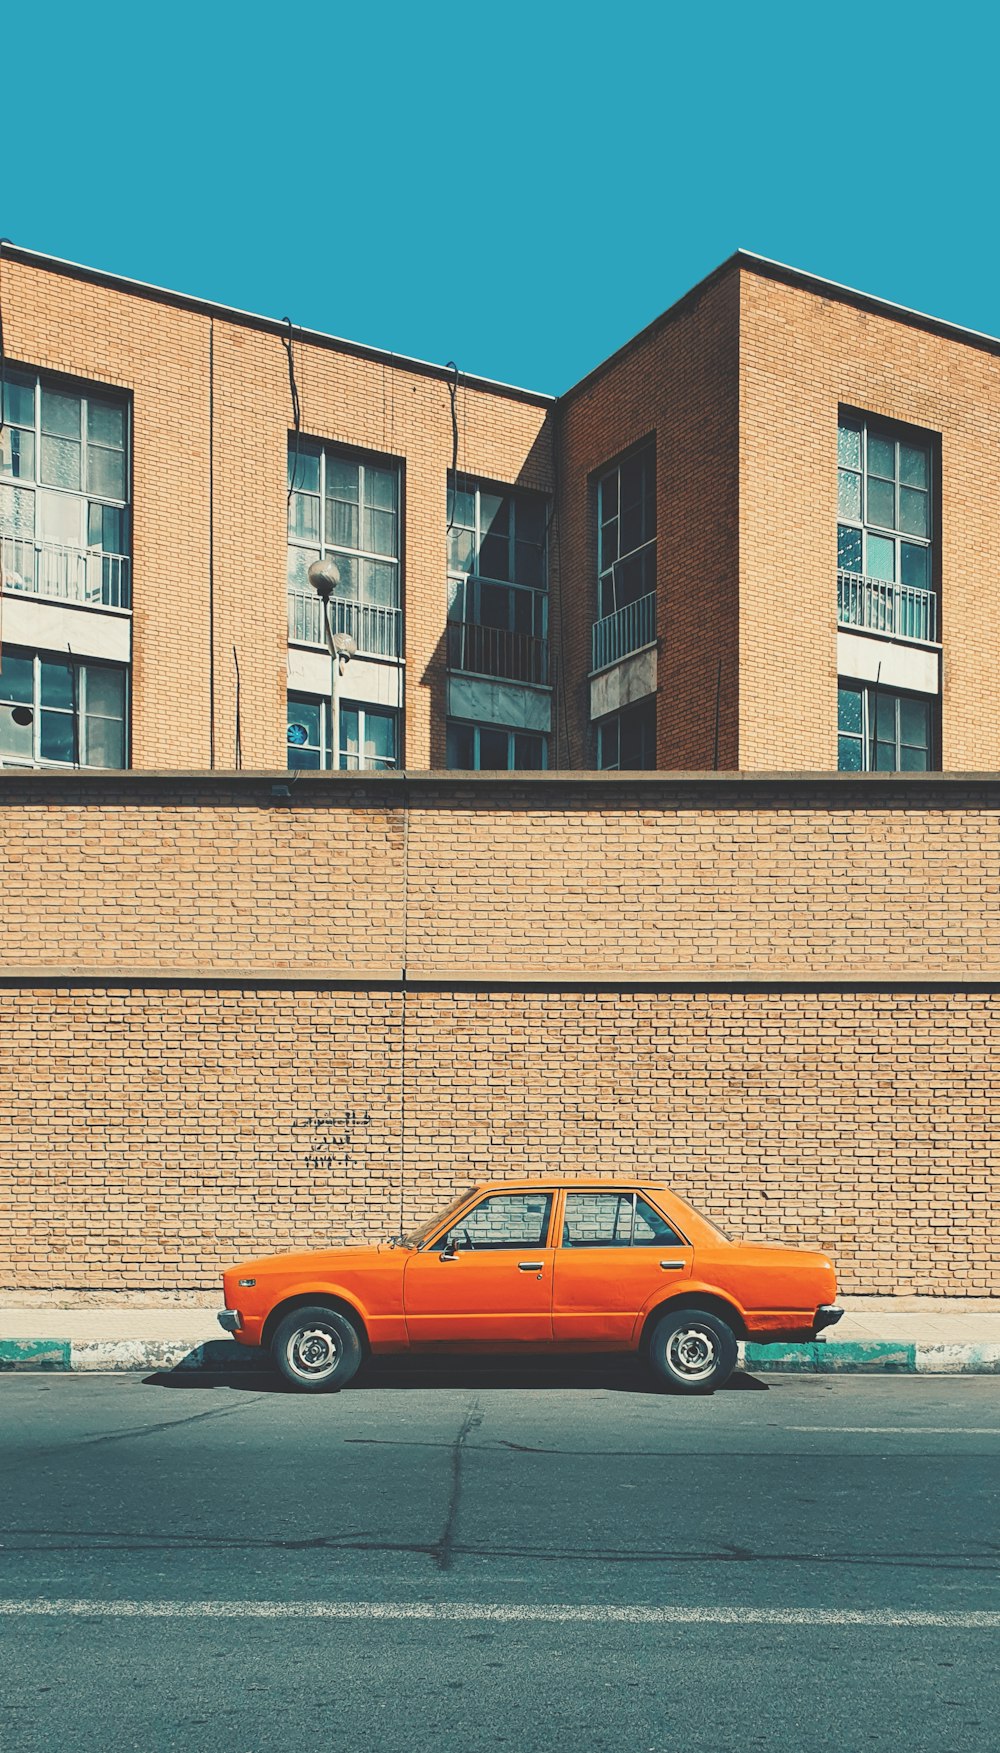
[217,1308,242,1334]
[813,1304,844,1335]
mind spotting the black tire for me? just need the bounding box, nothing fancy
[271,1304,363,1393]
[648,1307,738,1394]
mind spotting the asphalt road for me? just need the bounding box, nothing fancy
[1,1362,998,1752]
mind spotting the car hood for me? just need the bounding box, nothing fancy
[226,1242,400,1278]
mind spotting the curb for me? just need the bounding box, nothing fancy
[2,1337,1000,1375]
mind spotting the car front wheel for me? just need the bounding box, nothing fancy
[648,1308,738,1394]
[271,1305,363,1392]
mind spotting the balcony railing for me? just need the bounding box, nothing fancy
[1,535,131,610]
[447,618,549,686]
[837,570,938,644]
[287,590,402,660]
[591,590,657,672]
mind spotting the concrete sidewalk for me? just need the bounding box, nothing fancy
[1,1297,999,1374]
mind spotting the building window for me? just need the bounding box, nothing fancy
[445,721,546,770]
[837,415,935,641]
[597,445,655,621]
[0,372,131,610]
[446,479,548,683]
[287,693,397,771]
[0,647,128,768]
[837,681,933,771]
[596,699,656,770]
[287,445,401,658]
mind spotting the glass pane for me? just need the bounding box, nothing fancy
[40,389,81,439]
[838,734,863,771]
[479,531,509,581]
[448,486,475,530]
[898,486,929,538]
[0,427,35,481]
[867,477,895,530]
[479,727,509,769]
[838,470,862,519]
[617,550,648,607]
[838,686,863,733]
[84,713,124,767]
[87,446,125,501]
[326,458,359,502]
[88,401,124,448]
[479,493,508,538]
[598,718,619,770]
[84,667,124,718]
[327,497,359,549]
[446,722,475,769]
[289,493,319,543]
[0,482,35,537]
[875,693,896,739]
[900,543,929,591]
[599,569,617,620]
[327,552,357,597]
[513,733,543,769]
[598,470,619,519]
[38,488,84,545]
[287,697,321,745]
[899,443,928,489]
[39,709,75,763]
[599,516,619,567]
[837,524,862,573]
[0,653,34,704]
[620,453,647,510]
[899,697,929,746]
[287,745,321,770]
[448,527,475,574]
[288,447,320,493]
[363,710,396,766]
[514,540,545,588]
[563,1192,634,1246]
[633,1197,682,1245]
[365,466,397,512]
[619,499,643,555]
[445,1192,552,1250]
[363,507,397,557]
[40,435,82,491]
[3,376,34,428]
[286,546,318,592]
[867,434,895,479]
[875,740,896,771]
[621,700,656,767]
[339,706,359,767]
[516,497,546,545]
[480,580,511,628]
[0,700,33,760]
[40,659,75,709]
[866,534,895,582]
[361,559,398,609]
[837,422,862,469]
[899,743,930,771]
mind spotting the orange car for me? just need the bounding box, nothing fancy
[219,1179,841,1394]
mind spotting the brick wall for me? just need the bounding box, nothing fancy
[1,772,998,1297]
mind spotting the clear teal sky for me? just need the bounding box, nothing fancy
[5,1,998,394]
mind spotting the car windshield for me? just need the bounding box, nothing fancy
[399,1188,477,1249]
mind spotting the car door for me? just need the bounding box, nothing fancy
[403,1190,556,1344]
[552,1190,692,1343]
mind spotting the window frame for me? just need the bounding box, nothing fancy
[596,442,657,620]
[429,1190,557,1254]
[559,1189,685,1249]
[1,369,131,534]
[0,646,129,770]
[287,442,401,609]
[287,691,398,772]
[595,699,656,770]
[445,720,548,771]
[837,413,934,593]
[837,679,935,772]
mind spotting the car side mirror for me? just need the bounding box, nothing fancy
[439,1243,458,1261]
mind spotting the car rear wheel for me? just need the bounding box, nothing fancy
[271,1305,363,1393]
[648,1308,738,1394]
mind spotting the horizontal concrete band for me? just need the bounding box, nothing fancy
[4,968,1000,993]
[4,1339,999,1374]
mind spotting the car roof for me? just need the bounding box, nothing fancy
[468,1178,670,1193]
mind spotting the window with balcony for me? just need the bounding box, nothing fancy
[287,445,401,660]
[446,479,548,686]
[837,681,932,771]
[0,647,128,768]
[837,416,936,643]
[286,693,397,771]
[596,698,656,770]
[593,444,656,671]
[0,372,130,611]
[445,721,546,770]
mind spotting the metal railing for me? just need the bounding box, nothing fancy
[591,590,657,672]
[1,535,131,610]
[287,590,402,660]
[446,618,549,686]
[837,571,937,644]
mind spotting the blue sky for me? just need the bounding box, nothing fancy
[5,1,999,394]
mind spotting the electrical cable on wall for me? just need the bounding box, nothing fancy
[445,361,460,531]
[548,400,573,765]
[0,237,10,441]
[283,317,302,507]
[233,645,242,769]
[208,318,216,768]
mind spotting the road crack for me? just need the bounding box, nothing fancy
[432,1395,482,1572]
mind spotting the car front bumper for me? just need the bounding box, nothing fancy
[217,1308,242,1334]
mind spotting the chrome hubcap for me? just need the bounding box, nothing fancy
[666,1325,718,1382]
[289,1325,340,1379]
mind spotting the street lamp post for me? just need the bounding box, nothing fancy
[308,559,358,769]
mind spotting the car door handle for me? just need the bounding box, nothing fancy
[660,1260,685,1271]
[517,1261,545,1271]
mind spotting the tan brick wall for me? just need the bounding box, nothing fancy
[0,773,998,1297]
[0,255,553,771]
[739,266,1000,770]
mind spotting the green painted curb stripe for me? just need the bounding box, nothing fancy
[0,1339,70,1370]
[743,1341,917,1372]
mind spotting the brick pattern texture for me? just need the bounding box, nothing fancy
[1,774,998,1297]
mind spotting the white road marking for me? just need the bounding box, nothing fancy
[0,1601,998,1629]
[786,1427,1000,1435]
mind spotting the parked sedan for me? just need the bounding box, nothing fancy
[219,1180,841,1393]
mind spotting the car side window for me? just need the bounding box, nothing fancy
[562,1192,683,1249]
[440,1193,553,1252]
